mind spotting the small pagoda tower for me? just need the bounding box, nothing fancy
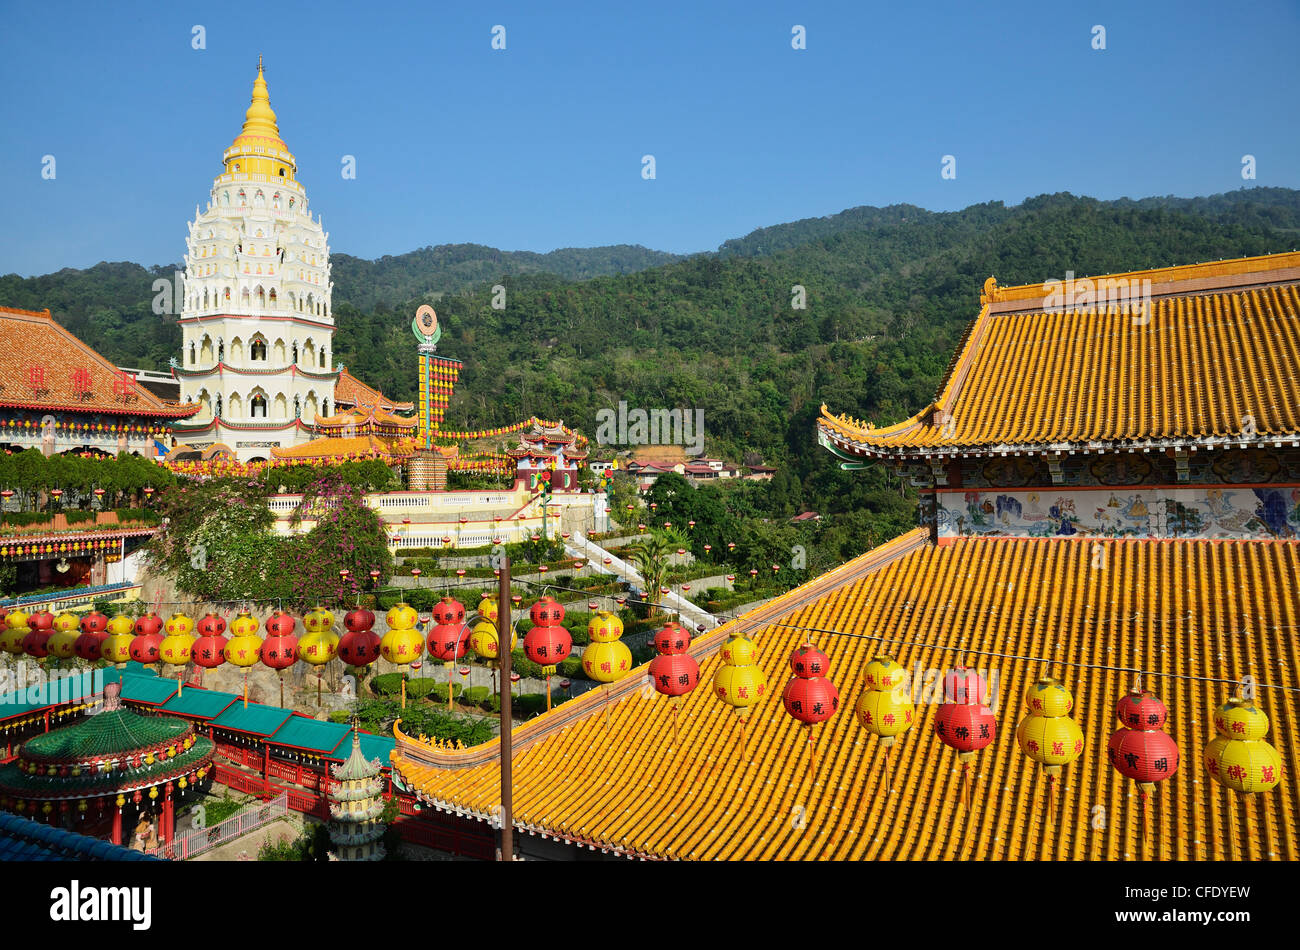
[327,722,387,861]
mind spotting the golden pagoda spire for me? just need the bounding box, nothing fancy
[222,57,296,179]
[234,55,283,147]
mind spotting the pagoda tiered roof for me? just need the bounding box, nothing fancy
[333,367,414,413]
[819,252,1300,461]
[0,306,201,419]
[392,529,1299,860]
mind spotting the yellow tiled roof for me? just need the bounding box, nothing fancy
[820,253,1300,455]
[392,532,1299,860]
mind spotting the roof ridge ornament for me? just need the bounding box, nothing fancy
[980,276,1000,305]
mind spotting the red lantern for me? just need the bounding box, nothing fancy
[191,626,229,669]
[73,628,108,661]
[781,643,839,778]
[431,597,465,626]
[523,623,572,667]
[265,610,296,638]
[1107,688,1179,846]
[427,622,471,662]
[22,628,53,658]
[944,666,989,705]
[653,621,691,655]
[79,612,109,635]
[344,608,376,632]
[196,613,227,637]
[134,613,163,638]
[649,652,699,699]
[129,631,163,665]
[934,664,998,812]
[29,610,55,633]
[338,628,382,666]
[529,596,565,627]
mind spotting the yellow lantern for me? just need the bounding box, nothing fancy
[303,607,335,634]
[854,655,914,792]
[1016,677,1084,831]
[385,602,418,631]
[476,595,499,625]
[1206,697,1282,794]
[581,639,633,684]
[298,630,339,666]
[712,633,767,721]
[47,612,81,659]
[229,608,260,639]
[115,795,125,808]
[101,622,135,665]
[379,627,424,666]
[163,612,194,637]
[587,609,623,643]
[1,609,31,655]
[855,661,914,747]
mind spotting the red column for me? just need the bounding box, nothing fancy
[43,710,50,733]
[111,804,122,846]
[163,783,174,844]
[262,741,270,791]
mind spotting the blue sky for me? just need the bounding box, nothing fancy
[1,0,1297,276]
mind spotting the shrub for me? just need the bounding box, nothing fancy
[516,693,547,717]
[328,710,352,723]
[463,685,490,703]
[428,683,463,703]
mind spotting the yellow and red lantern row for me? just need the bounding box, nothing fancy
[933,666,996,811]
[523,596,571,711]
[2,418,166,438]
[1108,687,1179,846]
[159,613,195,693]
[782,642,838,779]
[0,537,133,561]
[299,607,338,705]
[191,612,228,670]
[1206,696,1282,794]
[1016,677,1083,833]
[339,608,381,667]
[649,620,699,742]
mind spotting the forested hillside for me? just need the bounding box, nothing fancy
[3,188,1298,522]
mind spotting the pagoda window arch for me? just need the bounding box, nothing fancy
[273,392,288,420]
[221,191,230,208]
[214,393,223,418]
[288,291,296,312]
[304,390,319,421]
[268,288,277,307]
[223,286,231,302]
[202,288,209,309]
[254,285,266,309]
[237,189,246,206]
[288,196,295,209]
[306,293,315,315]
[272,193,281,210]
[319,349,328,369]
[216,338,224,362]
[303,338,315,368]
[322,399,330,417]
[272,338,286,364]
[227,391,243,419]
[291,340,299,364]
[250,393,268,419]
[188,342,196,365]
[199,334,214,365]
[230,337,244,364]
[250,336,268,361]
[294,394,301,418]
[240,287,251,307]
[253,190,265,208]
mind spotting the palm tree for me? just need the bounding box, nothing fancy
[628,528,689,618]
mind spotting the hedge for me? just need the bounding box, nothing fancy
[463,686,490,704]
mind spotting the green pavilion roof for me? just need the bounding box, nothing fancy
[210,702,294,737]
[158,688,238,720]
[22,709,189,760]
[271,716,350,755]
[330,730,384,782]
[0,669,104,722]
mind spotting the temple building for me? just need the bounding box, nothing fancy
[327,724,388,861]
[389,252,1299,861]
[170,61,397,464]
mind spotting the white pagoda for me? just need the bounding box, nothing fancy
[327,725,388,861]
[172,58,338,462]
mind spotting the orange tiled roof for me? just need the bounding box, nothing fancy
[391,531,1299,860]
[314,406,416,430]
[332,367,413,413]
[0,306,200,418]
[820,252,1300,457]
[269,434,414,460]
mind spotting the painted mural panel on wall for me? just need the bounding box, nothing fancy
[937,486,1300,540]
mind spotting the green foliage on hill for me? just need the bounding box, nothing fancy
[5,188,1299,534]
